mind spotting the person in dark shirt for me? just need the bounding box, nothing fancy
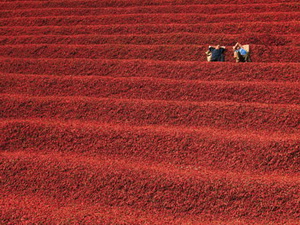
[208,45,226,62]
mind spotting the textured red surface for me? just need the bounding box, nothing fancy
[1,22,299,36]
[0,3,299,17]
[0,0,299,224]
[1,12,300,26]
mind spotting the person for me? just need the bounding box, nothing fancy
[207,45,226,62]
[233,42,251,62]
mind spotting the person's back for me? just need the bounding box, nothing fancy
[208,45,226,62]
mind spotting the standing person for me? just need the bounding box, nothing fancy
[207,45,226,62]
[233,42,251,62]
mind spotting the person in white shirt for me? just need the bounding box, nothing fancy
[233,42,251,62]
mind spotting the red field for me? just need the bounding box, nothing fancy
[0,0,299,224]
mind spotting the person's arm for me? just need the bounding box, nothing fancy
[233,42,242,49]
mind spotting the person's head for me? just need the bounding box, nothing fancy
[216,45,220,49]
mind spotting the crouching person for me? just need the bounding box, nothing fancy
[233,42,251,62]
[206,45,226,62]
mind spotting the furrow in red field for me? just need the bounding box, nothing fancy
[1,74,299,104]
[2,192,298,225]
[1,12,299,26]
[1,150,299,223]
[1,192,209,225]
[1,33,299,46]
[1,59,299,82]
[0,22,298,36]
[1,119,299,173]
[0,0,297,9]
[0,3,299,18]
[0,44,299,62]
[1,94,299,133]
